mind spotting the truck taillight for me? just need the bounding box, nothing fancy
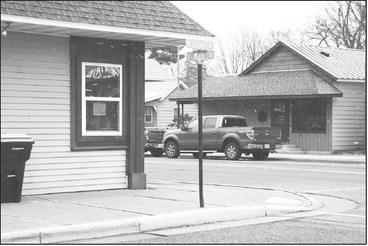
[246,129,254,140]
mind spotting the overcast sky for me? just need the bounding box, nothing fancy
[171,1,330,39]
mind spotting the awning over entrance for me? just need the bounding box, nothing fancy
[170,69,343,103]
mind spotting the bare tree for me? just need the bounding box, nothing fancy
[310,1,366,49]
[270,29,311,46]
[211,29,271,75]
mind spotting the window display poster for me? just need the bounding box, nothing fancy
[93,102,106,116]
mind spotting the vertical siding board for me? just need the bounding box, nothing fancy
[252,47,311,73]
[332,82,366,151]
[203,99,272,127]
[1,32,127,195]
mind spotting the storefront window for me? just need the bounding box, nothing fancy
[292,98,326,133]
[81,62,122,136]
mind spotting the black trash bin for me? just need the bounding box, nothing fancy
[1,134,34,203]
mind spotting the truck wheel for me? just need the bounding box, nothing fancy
[224,142,241,160]
[165,141,180,158]
[252,151,269,160]
[261,151,269,160]
[193,153,207,159]
[150,149,164,157]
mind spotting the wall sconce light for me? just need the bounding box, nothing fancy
[2,22,11,37]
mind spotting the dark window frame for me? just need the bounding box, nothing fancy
[70,37,129,150]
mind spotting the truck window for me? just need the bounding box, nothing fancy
[223,118,247,127]
[238,118,247,127]
[187,119,198,130]
[204,117,217,129]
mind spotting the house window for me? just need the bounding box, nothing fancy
[145,107,153,123]
[82,62,123,136]
[292,98,326,133]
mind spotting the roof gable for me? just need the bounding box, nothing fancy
[241,41,366,80]
[145,59,188,102]
[145,59,175,81]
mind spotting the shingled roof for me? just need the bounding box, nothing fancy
[1,1,213,48]
[1,1,213,36]
[241,41,366,80]
[170,70,342,102]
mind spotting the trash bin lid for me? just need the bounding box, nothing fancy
[1,134,34,143]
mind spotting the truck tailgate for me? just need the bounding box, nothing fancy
[253,127,281,144]
[147,130,165,143]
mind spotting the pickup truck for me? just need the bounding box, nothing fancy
[163,115,282,160]
[144,129,165,157]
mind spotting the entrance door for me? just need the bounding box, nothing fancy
[271,99,290,142]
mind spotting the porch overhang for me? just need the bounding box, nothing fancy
[170,69,343,103]
[174,93,343,104]
[1,15,213,49]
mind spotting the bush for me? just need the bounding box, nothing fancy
[168,113,193,128]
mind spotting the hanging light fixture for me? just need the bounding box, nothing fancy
[2,22,11,37]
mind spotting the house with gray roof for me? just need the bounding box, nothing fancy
[1,1,213,195]
[171,41,365,153]
[144,58,197,129]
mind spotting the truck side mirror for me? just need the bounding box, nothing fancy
[181,125,188,131]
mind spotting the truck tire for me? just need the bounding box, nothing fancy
[165,141,180,158]
[252,151,269,160]
[150,149,164,157]
[224,142,241,160]
[261,151,269,160]
[193,152,207,159]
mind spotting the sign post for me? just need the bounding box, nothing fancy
[186,39,214,208]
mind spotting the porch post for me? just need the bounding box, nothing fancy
[127,41,146,189]
[177,102,180,128]
[181,104,184,125]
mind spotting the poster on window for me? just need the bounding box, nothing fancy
[93,102,106,116]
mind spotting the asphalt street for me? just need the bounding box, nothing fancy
[125,154,366,244]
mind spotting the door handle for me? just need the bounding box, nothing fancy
[212,131,216,134]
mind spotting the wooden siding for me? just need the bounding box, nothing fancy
[289,99,333,152]
[1,32,126,195]
[332,82,366,151]
[146,98,198,128]
[203,99,271,127]
[251,46,334,83]
[252,47,311,73]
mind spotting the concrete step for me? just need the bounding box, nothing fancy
[280,144,297,149]
[276,149,307,154]
[277,144,306,154]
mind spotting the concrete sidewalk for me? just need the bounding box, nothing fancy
[269,152,366,164]
[1,181,319,244]
[199,152,366,164]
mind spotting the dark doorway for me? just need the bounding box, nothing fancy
[271,99,290,142]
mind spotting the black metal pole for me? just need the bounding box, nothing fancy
[177,102,180,129]
[198,62,204,208]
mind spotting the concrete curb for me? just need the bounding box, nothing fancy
[1,204,310,244]
[269,157,365,164]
